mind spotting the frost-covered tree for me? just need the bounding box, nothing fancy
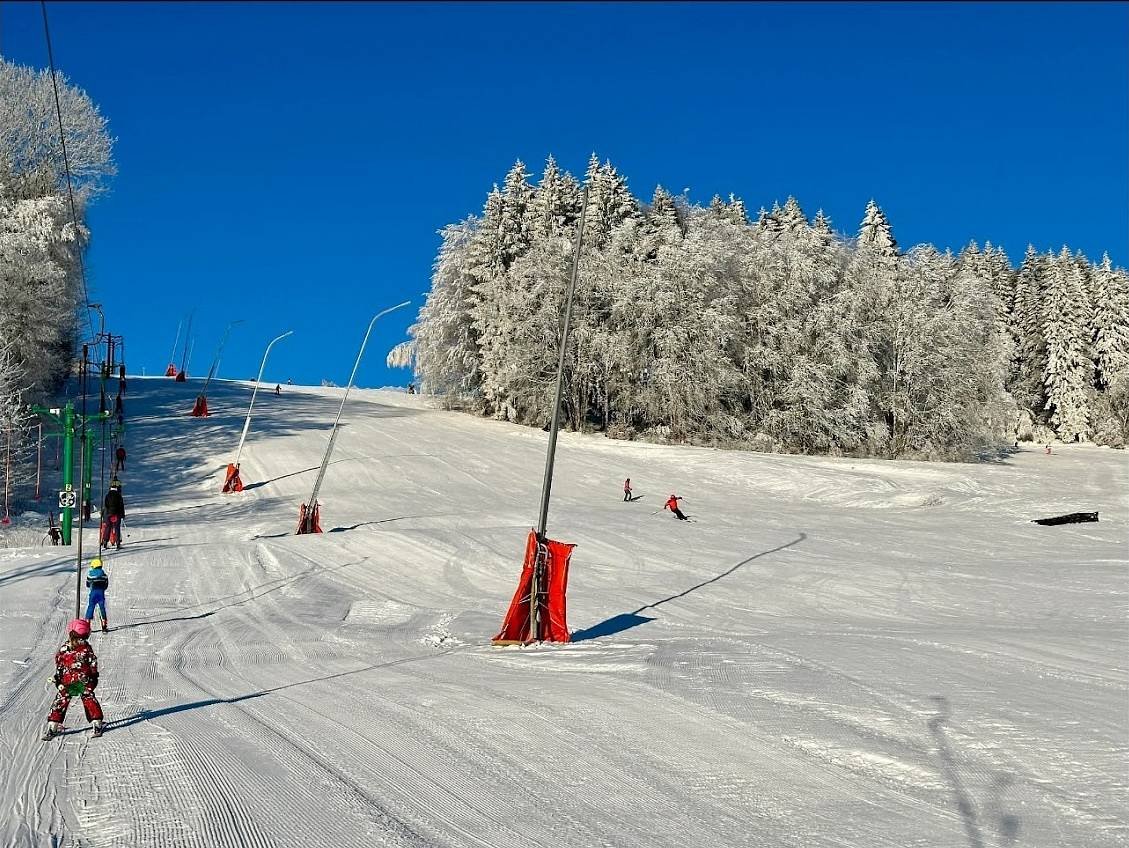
[410,219,481,397]
[529,156,580,240]
[1009,245,1049,417]
[582,154,638,248]
[1042,247,1095,440]
[0,59,116,198]
[0,190,84,395]
[857,199,898,257]
[1090,253,1129,391]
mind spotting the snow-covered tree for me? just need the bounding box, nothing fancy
[1090,253,1129,391]
[582,154,637,248]
[0,190,84,395]
[1042,247,1095,440]
[1009,245,1049,417]
[857,199,898,257]
[529,156,580,240]
[410,219,481,398]
[0,59,116,198]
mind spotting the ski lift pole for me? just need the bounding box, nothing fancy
[34,422,43,501]
[234,330,293,468]
[169,319,182,367]
[202,319,243,398]
[535,187,588,541]
[531,186,588,641]
[74,346,90,617]
[179,312,194,374]
[301,301,410,531]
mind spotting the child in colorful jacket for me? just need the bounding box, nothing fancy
[43,618,104,739]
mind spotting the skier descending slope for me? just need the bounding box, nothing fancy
[665,493,689,521]
[42,619,105,740]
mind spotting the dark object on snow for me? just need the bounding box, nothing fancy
[1032,512,1099,526]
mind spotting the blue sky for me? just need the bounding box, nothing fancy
[2,1,1126,387]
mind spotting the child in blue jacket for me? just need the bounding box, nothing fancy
[85,558,110,632]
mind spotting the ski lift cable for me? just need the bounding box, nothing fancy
[40,1,98,345]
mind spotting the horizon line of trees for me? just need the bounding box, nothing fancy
[405,154,1129,461]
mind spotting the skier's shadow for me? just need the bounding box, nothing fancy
[570,533,807,642]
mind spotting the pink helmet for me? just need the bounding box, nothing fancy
[68,618,91,639]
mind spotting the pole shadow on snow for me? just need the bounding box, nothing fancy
[571,533,807,642]
[326,511,476,533]
[111,556,370,631]
[241,458,351,492]
[106,649,454,732]
[0,558,73,588]
[928,695,1021,848]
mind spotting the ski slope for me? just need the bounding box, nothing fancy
[1,377,1126,848]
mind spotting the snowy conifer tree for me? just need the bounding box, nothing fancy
[857,199,898,257]
[1090,253,1129,391]
[410,220,481,398]
[1042,247,1095,440]
[1008,246,1050,418]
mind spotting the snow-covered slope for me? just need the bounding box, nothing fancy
[1,377,1126,847]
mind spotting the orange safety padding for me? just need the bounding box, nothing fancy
[222,463,244,493]
[174,371,187,382]
[165,364,177,377]
[190,395,209,417]
[296,502,322,534]
[492,529,574,644]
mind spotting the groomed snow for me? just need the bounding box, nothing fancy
[1,377,1126,847]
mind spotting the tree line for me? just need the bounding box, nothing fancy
[407,155,1129,460]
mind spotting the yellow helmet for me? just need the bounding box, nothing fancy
[89,557,103,569]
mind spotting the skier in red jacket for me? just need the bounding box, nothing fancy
[665,494,689,520]
[43,618,105,739]
[623,478,633,502]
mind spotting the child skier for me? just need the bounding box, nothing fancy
[114,445,126,472]
[85,558,110,632]
[43,618,105,740]
[623,478,633,502]
[664,493,689,520]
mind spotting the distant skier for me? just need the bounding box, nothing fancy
[85,558,110,632]
[275,384,281,396]
[114,392,123,418]
[664,494,689,520]
[43,618,105,740]
[623,478,633,502]
[1045,443,1052,455]
[114,445,126,473]
[101,480,126,549]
